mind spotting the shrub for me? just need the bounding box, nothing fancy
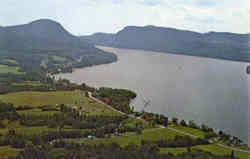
[16,105,33,111]
[172,117,178,125]
[204,132,217,140]
[180,120,187,126]
[188,120,199,129]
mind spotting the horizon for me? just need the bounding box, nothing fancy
[0,0,249,35]
[1,18,249,36]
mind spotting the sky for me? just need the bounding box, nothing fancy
[0,0,249,35]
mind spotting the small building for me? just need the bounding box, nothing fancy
[82,109,89,113]
[103,98,111,104]
[78,111,82,116]
[88,135,94,140]
[72,106,78,111]
[115,132,121,136]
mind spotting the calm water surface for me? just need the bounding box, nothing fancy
[57,46,249,144]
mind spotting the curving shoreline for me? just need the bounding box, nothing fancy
[88,91,250,154]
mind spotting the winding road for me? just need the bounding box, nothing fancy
[88,92,250,154]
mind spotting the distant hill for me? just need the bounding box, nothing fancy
[82,33,116,47]
[0,19,117,73]
[247,66,250,74]
[80,26,250,62]
[0,19,99,54]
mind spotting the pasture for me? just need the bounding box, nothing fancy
[193,144,249,159]
[65,128,183,147]
[0,64,23,74]
[0,91,120,116]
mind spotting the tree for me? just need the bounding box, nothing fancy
[7,129,16,136]
[204,132,217,140]
[201,124,212,132]
[180,120,187,127]
[172,117,178,125]
[157,115,168,127]
[232,136,243,146]
[59,122,64,133]
[188,120,199,129]
[231,150,235,159]
[149,120,157,127]
[0,121,5,128]
[16,143,50,159]
[85,91,89,98]
[136,128,142,135]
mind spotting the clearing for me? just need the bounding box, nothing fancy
[0,64,24,74]
[0,91,121,116]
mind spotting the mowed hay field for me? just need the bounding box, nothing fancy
[65,128,183,147]
[0,64,24,74]
[0,146,21,158]
[0,91,120,116]
[193,144,249,159]
[160,145,249,159]
[169,125,205,138]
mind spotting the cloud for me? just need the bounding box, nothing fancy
[0,0,249,35]
[196,1,216,7]
[139,0,163,6]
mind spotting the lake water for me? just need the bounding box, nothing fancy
[57,46,249,144]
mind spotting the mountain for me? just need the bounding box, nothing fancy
[0,19,117,73]
[80,26,249,62]
[0,19,93,52]
[82,33,116,47]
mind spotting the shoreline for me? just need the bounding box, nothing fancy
[88,91,250,153]
[96,45,250,64]
[54,46,249,147]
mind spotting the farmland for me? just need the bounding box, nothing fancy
[65,128,183,147]
[0,64,24,74]
[0,87,248,159]
[0,91,120,116]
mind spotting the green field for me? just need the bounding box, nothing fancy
[160,147,187,155]
[160,145,249,159]
[0,64,24,74]
[0,120,54,135]
[64,126,249,159]
[52,55,67,62]
[12,81,45,87]
[3,59,19,65]
[17,109,60,116]
[0,90,249,159]
[193,144,249,159]
[65,128,183,147]
[0,119,84,136]
[0,91,120,116]
[0,146,21,158]
[169,125,205,138]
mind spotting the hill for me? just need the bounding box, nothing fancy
[0,19,117,80]
[82,33,116,47]
[0,19,96,52]
[80,26,249,62]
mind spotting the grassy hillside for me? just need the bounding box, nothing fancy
[194,144,249,159]
[0,64,24,74]
[0,19,117,85]
[0,91,120,116]
[65,128,183,147]
[81,26,249,62]
[0,89,248,159]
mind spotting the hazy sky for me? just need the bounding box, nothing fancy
[0,0,249,35]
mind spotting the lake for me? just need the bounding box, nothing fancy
[57,46,249,144]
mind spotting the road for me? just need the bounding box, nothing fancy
[88,92,127,116]
[88,92,250,154]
